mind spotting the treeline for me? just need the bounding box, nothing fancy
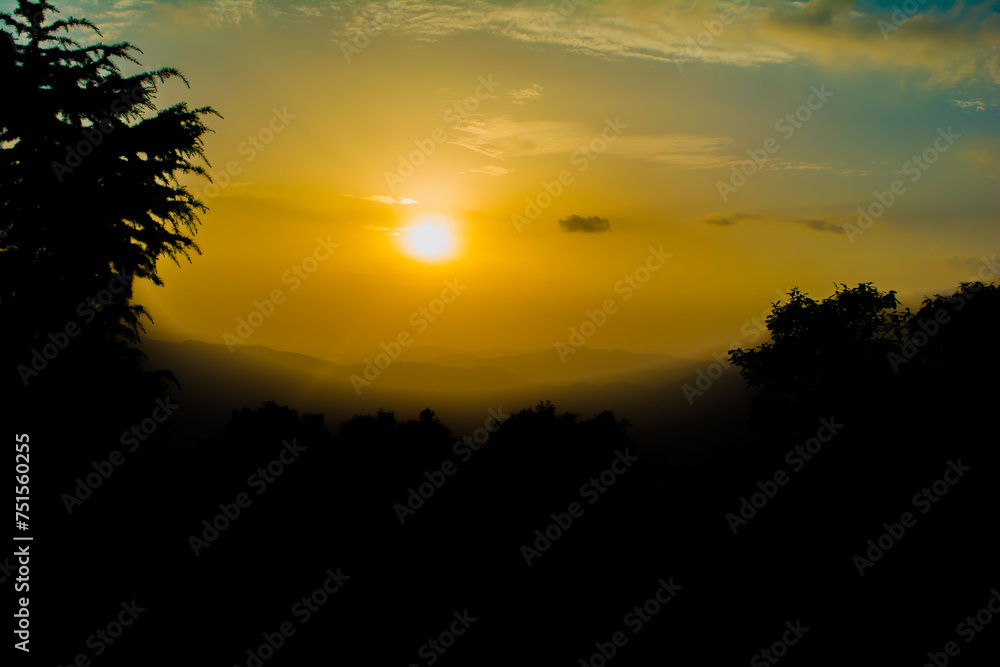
[14,278,999,665]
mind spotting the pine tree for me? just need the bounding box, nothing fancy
[1,0,217,391]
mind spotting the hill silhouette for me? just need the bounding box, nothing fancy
[16,280,999,665]
[135,338,753,448]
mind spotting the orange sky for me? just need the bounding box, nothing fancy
[33,0,999,362]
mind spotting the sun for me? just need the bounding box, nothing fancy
[397,216,461,263]
[407,225,453,258]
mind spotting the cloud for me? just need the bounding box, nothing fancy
[608,134,739,169]
[470,165,513,176]
[206,0,258,26]
[449,116,590,158]
[758,0,1000,86]
[63,1,1000,88]
[952,99,988,112]
[796,218,842,233]
[449,115,739,168]
[703,212,841,233]
[346,194,419,205]
[558,215,611,233]
[509,84,544,105]
[63,0,157,41]
[329,0,788,68]
[323,1,1000,86]
[704,212,759,226]
[762,161,836,171]
[449,115,841,171]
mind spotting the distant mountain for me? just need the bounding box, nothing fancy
[138,339,752,455]
[417,346,699,386]
[392,345,530,363]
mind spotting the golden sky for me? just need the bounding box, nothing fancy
[32,0,1000,361]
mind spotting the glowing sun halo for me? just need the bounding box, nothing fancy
[400,219,459,263]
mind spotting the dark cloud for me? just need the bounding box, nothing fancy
[797,218,842,233]
[558,215,611,233]
[704,212,842,233]
[704,211,759,226]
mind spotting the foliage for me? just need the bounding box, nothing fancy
[0,0,218,355]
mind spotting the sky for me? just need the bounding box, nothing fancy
[13,0,1000,362]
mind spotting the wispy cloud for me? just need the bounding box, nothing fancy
[470,165,513,176]
[447,114,849,172]
[206,0,258,26]
[322,0,1000,86]
[448,115,740,169]
[509,83,543,105]
[608,134,738,170]
[762,161,835,172]
[60,0,157,41]
[57,1,1000,88]
[448,116,591,158]
[346,194,419,205]
[328,0,787,68]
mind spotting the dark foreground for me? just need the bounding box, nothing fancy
[12,333,999,666]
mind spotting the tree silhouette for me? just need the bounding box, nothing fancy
[730,283,906,393]
[894,281,999,409]
[729,280,998,447]
[728,283,911,441]
[0,0,217,384]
